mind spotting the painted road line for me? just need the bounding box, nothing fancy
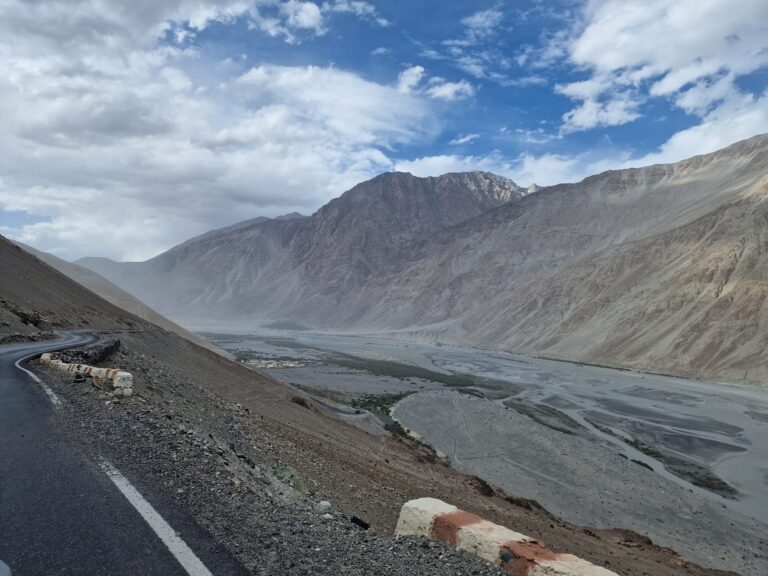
[14,355,62,408]
[99,459,214,576]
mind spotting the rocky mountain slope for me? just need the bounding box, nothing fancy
[79,134,768,384]
[79,171,523,322]
[353,134,768,383]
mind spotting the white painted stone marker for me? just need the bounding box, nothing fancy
[395,498,618,576]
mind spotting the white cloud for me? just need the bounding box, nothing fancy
[371,46,391,56]
[0,0,436,260]
[425,7,511,83]
[505,75,548,88]
[461,8,504,41]
[556,0,768,133]
[281,1,325,35]
[425,78,475,102]
[397,65,425,94]
[627,89,768,167]
[449,133,480,146]
[513,152,582,186]
[396,66,475,102]
[560,94,641,132]
[323,0,390,27]
[570,0,768,81]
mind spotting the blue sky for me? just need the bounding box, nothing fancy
[0,0,767,260]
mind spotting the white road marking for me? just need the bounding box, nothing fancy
[14,356,62,408]
[99,459,214,576]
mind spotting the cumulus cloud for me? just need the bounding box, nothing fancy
[425,78,475,101]
[559,94,641,132]
[0,0,435,260]
[397,66,475,102]
[556,0,768,133]
[281,1,326,35]
[397,65,426,94]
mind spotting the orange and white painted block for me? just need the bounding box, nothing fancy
[395,498,618,576]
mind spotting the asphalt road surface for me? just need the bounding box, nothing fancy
[0,333,246,576]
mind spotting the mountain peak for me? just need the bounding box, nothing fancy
[274,212,306,221]
[343,170,523,206]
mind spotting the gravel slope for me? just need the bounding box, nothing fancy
[392,390,767,575]
[33,344,506,576]
[27,328,741,576]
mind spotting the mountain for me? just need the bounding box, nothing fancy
[78,135,768,384]
[13,242,221,354]
[0,235,143,334]
[354,134,768,383]
[79,171,525,324]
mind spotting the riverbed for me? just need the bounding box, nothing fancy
[203,329,768,575]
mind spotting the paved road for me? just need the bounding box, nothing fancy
[0,334,246,576]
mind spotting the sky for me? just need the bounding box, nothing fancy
[1,0,767,261]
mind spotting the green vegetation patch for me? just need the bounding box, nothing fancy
[661,454,739,499]
[503,398,584,435]
[325,354,475,387]
[351,391,414,414]
[625,437,664,459]
[609,428,739,499]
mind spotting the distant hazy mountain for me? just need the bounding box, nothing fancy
[79,136,768,384]
[0,236,142,332]
[16,242,221,354]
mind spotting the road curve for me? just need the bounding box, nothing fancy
[0,333,246,576]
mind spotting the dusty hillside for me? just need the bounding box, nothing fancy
[483,176,768,383]
[346,134,768,383]
[0,235,142,335]
[14,241,221,354]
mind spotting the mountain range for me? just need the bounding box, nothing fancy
[78,134,768,384]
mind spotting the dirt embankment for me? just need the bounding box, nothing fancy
[35,328,739,576]
[34,330,505,576]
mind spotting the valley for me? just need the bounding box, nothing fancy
[9,134,768,575]
[5,3,768,574]
[205,328,768,575]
